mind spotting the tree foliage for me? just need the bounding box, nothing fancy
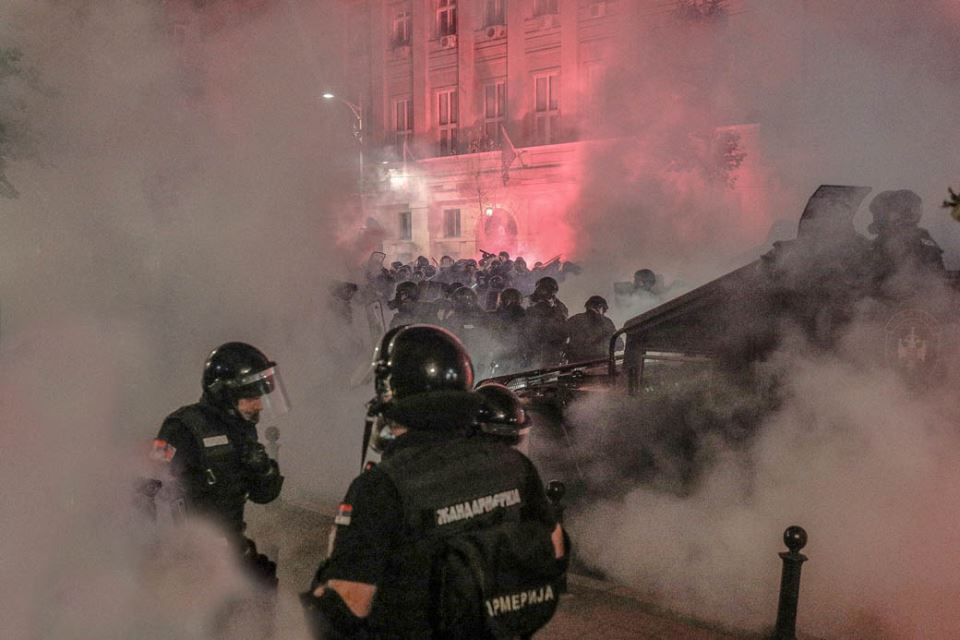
[943,187,960,222]
[675,0,727,22]
[709,129,747,189]
[0,46,32,199]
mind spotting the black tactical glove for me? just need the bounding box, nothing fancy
[242,442,273,476]
[242,539,279,589]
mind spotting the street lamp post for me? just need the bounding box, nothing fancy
[322,92,364,191]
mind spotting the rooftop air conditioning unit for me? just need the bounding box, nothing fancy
[440,34,458,49]
[589,2,607,18]
[485,24,506,39]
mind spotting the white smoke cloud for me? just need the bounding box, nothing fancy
[566,289,960,639]
[2,0,959,637]
[0,1,375,637]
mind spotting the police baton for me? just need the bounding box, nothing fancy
[361,413,375,469]
[546,480,568,594]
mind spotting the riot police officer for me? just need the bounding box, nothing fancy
[491,288,527,374]
[524,278,569,368]
[153,342,286,624]
[302,325,567,639]
[564,295,620,363]
[388,281,424,329]
[868,189,945,282]
[633,269,657,293]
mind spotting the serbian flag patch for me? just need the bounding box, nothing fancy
[334,503,353,526]
[149,438,176,463]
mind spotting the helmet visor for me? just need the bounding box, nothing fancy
[231,366,291,421]
[479,424,531,453]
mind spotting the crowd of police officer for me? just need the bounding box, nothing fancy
[329,250,631,376]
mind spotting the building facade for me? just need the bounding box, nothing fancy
[160,0,767,265]
[341,0,634,263]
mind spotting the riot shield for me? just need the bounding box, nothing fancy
[797,184,871,237]
[365,251,386,277]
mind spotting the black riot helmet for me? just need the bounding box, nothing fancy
[585,295,609,313]
[868,189,923,234]
[389,281,420,309]
[634,269,657,291]
[475,382,531,450]
[202,342,290,423]
[534,276,559,296]
[371,324,480,430]
[498,288,522,308]
[451,286,479,311]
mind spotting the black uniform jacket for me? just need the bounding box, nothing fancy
[319,429,560,638]
[156,396,282,537]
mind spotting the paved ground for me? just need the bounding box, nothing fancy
[541,574,759,640]
[246,498,771,640]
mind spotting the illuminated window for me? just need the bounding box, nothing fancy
[443,208,461,238]
[484,0,505,26]
[533,0,558,16]
[399,211,412,240]
[392,11,411,46]
[437,88,459,155]
[437,0,457,37]
[483,81,506,145]
[394,97,413,149]
[534,71,560,144]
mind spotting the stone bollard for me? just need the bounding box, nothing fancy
[546,480,567,593]
[773,525,808,640]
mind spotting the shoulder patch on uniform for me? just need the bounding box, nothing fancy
[334,503,353,526]
[150,438,176,463]
[202,435,229,448]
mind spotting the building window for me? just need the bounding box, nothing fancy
[437,0,457,37]
[533,0,558,16]
[588,1,608,19]
[398,210,412,240]
[392,11,411,47]
[484,0,505,26]
[534,71,560,144]
[437,88,459,155]
[483,81,506,145]
[394,97,413,149]
[443,208,461,238]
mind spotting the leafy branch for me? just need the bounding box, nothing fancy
[0,46,36,199]
[675,0,727,22]
[943,187,960,222]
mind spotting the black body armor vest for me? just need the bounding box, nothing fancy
[168,403,252,535]
[366,436,533,638]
